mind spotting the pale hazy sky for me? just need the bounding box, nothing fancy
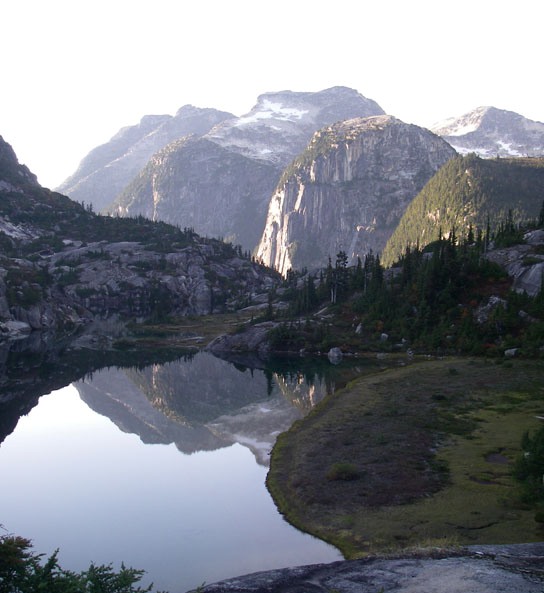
[1,0,542,189]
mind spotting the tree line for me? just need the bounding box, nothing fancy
[271,213,544,356]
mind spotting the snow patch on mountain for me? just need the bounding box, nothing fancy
[235,100,309,126]
[432,106,544,158]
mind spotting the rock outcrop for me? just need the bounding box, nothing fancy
[192,543,544,593]
[432,106,544,158]
[110,87,385,251]
[206,321,278,356]
[57,105,234,211]
[0,135,280,340]
[486,229,544,296]
[256,116,456,274]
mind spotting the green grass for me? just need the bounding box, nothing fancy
[267,357,544,557]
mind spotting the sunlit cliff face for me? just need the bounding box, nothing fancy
[257,116,456,275]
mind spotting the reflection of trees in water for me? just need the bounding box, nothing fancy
[1,337,382,463]
[0,334,184,444]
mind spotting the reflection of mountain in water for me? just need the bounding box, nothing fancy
[0,333,183,444]
[76,365,229,454]
[75,352,343,465]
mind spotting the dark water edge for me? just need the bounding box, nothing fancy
[0,327,384,445]
[0,330,189,444]
[1,331,372,592]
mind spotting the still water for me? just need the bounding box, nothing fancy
[0,351,347,593]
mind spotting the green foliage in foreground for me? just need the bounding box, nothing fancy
[0,533,167,593]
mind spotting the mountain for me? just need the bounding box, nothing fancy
[109,87,386,251]
[56,105,234,211]
[204,86,385,167]
[75,364,230,454]
[0,135,278,340]
[110,135,280,251]
[75,351,340,466]
[255,116,456,275]
[382,154,544,266]
[431,107,544,158]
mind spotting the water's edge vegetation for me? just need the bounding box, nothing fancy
[267,356,544,558]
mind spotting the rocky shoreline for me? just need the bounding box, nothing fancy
[192,543,544,593]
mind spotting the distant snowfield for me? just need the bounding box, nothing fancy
[235,100,309,126]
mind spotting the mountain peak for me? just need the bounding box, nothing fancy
[256,117,455,274]
[432,107,544,158]
[174,104,234,120]
[206,87,385,167]
[0,135,38,187]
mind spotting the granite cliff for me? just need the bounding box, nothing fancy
[110,87,385,251]
[256,116,456,274]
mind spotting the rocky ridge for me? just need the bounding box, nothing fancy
[432,106,544,158]
[381,154,544,267]
[107,87,386,251]
[0,135,279,340]
[110,135,280,251]
[256,115,456,275]
[57,105,234,211]
[205,86,385,167]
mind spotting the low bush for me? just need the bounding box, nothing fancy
[326,462,360,481]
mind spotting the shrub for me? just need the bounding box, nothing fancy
[326,462,360,481]
[0,532,166,593]
[513,426,544,502]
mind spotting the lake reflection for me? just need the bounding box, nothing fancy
[0,352,345,593]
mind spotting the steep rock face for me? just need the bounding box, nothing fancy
[256,116,456,274]
[57,105,234,211]
[432,106,544,158]
[111,87,385,251]
[112,136,280,250]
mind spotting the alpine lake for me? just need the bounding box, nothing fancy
[0,322,384,593]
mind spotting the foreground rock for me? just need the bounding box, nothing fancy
[192,543,544,593]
